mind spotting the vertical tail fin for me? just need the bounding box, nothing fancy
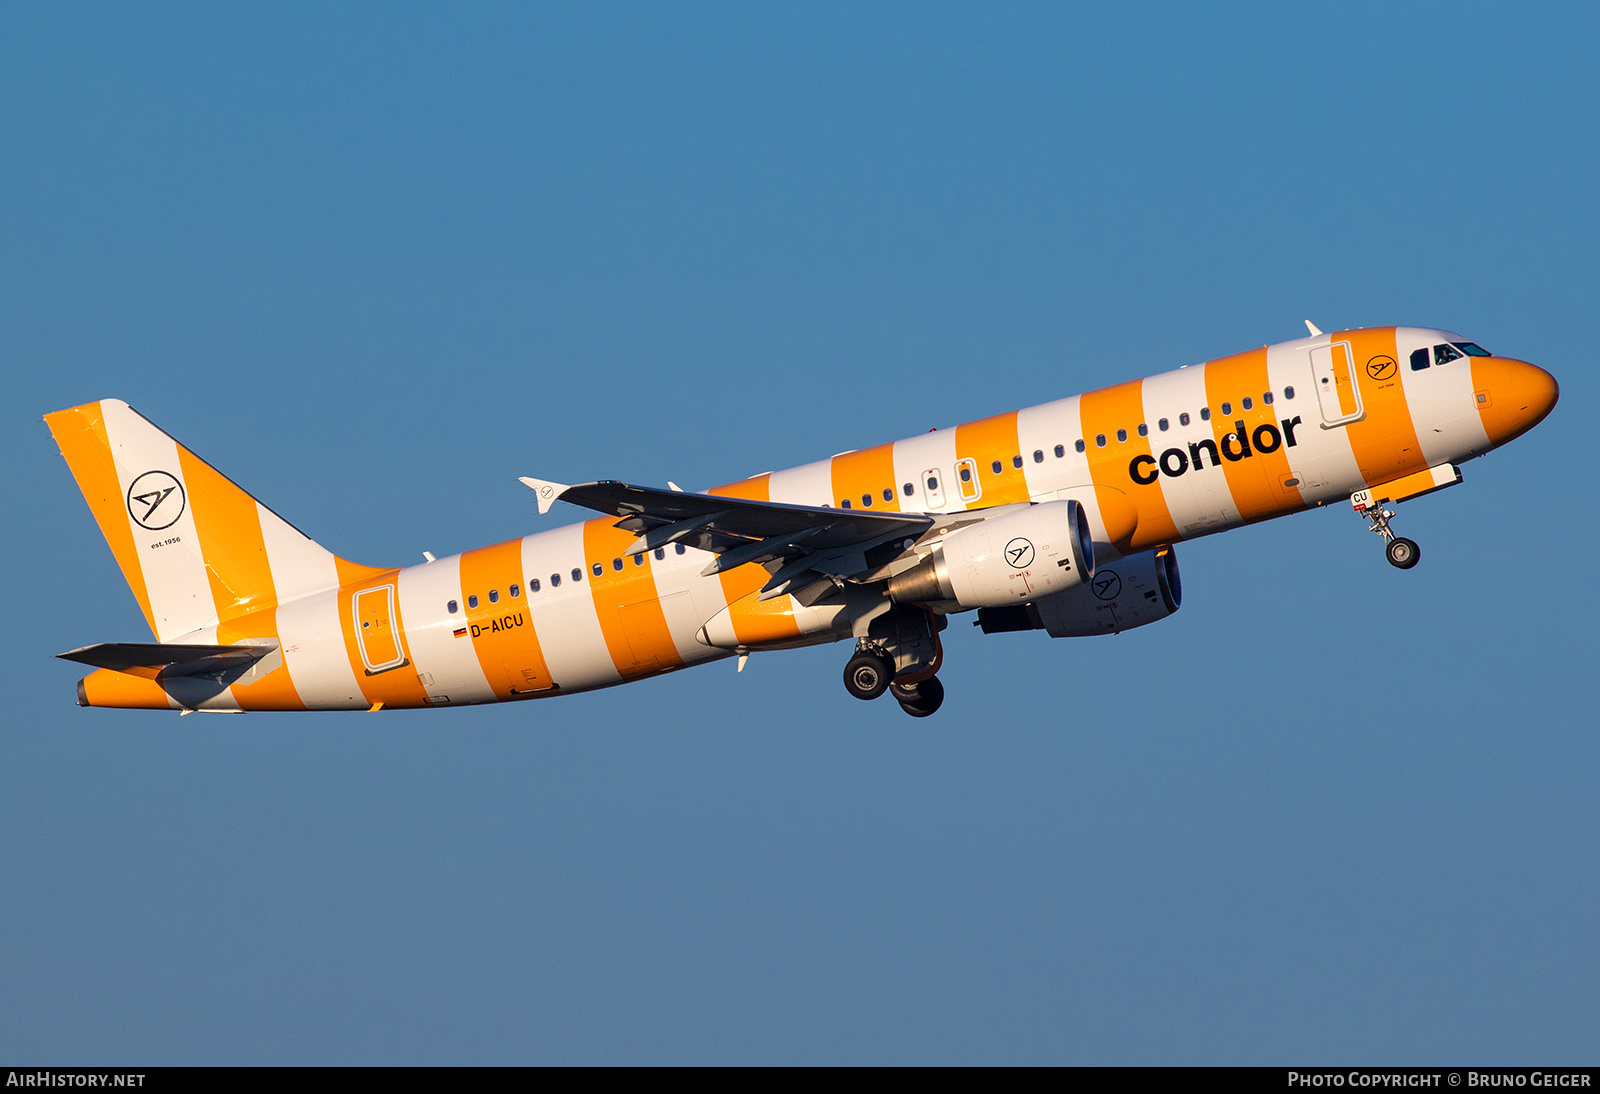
[45,399,365,642]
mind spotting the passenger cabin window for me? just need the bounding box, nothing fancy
[883,488,894,502]
[1179,413,1190,426]
[1074,439,1085,453]
[926,475,939,490]
[1242,397,1252,410]
[592,563,603,577]
[1033,449,1044,463]
[1221,402,1232,416]
[530,578,540,592]
[1284,386,1295,399]
[573,568,584,582]
[1011,455,1023,469]
[861,494,872,507]
[840,498,851,508]
[550,573,561,587]
[654,548,665,560]
[1200,408,1211,421]
[1137,423,1148,437]
[1263,391,1274,405]
[991,460,1003,475]
[1158,418,1169,431]
[675,544,685,554]
[959,466,972,482]
[510,584,521,598]
[1054,444,1065,458]
[447,599,458,614]
[1095,434,1106,448]
[612,558,623,571]
[488,589,499,604]
[1434,343,1464,365]
[1116,428,1127,443]
[1410,348,1430,371]
[634,554,644,566]
[903,482,915,496]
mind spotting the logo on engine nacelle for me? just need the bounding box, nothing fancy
[1004,537,1035,570]
[1091,570,1122,600]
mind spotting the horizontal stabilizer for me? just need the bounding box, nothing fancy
[57,642,277,681]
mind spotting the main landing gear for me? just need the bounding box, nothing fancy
[1352,489,1420,570]
[842,648,946,717]
[841,609,947,717]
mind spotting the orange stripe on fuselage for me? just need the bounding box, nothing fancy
[176,446,278,622]
[1337,328,1426,487]
[459,537,554,698]
[582,518,684,679]
[335,558,431,709]
[708,473,801,645]
[1079,379,1176,549]
[216,607,306,711]
[955,411,1029,507]
[830,443,900,513]
[1200,348,1298,523]
[44,402,158,636]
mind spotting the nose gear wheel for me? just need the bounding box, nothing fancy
[1352,491,1422,570]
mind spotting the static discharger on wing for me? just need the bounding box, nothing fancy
[45,323,1558,718]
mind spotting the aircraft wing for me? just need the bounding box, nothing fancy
[521,478,936,602]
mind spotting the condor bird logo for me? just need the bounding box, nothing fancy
[1091,570,1122,600]
[126,470,185,530]
[1004,537,1035,569]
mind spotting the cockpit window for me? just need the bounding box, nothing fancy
[1433,343,1464,366]
[1410,348,1430,371]
[1453,342,1491,357]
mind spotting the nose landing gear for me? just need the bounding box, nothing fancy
[1353,489,1421,569]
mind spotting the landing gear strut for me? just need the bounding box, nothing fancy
[1352,489,1421,570]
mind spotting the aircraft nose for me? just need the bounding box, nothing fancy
[1471,356,1559,447]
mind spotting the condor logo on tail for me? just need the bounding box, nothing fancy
[125,470,185,530]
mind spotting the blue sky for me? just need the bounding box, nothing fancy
[2,2,1595,1063]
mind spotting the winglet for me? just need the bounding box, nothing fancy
[518,476,570,515]
[1304,320,1323,337]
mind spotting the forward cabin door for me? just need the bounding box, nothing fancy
[1308,341,1364,426]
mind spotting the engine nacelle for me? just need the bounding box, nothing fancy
[887,500,1094,610]
[976,545,1182,637]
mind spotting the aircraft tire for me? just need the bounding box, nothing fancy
[892,675,944,717]
[843,651,895,700]
[1386,537,1421,569]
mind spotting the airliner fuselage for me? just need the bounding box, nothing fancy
[48,324,1558,717]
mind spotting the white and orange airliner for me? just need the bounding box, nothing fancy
[48,323,1557,718]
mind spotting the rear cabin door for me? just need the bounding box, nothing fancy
[354,585,408,674]
[1308,341,1364,426]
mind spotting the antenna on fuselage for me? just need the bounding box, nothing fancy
[1304,320,1324,337]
